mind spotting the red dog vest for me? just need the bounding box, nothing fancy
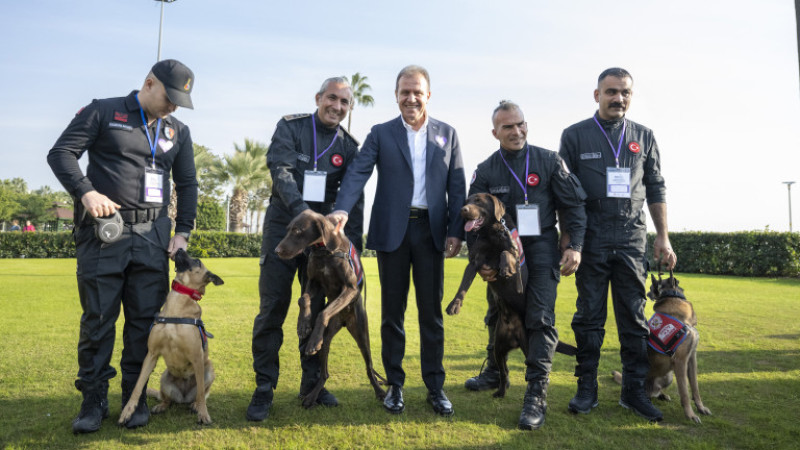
[647,312,688,356]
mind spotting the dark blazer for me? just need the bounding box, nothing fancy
[335,116,466,253]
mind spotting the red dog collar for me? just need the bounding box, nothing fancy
[171,280,203,301]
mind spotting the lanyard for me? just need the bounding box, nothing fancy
[593,115,627,168]
[135,94,162,169]
[311,113,338,171]
[497,144,531,205]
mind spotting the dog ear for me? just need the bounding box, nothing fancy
[492,195,505,222]
[319,216,338,251]
[647,273,659,300]
[206,272,224,286]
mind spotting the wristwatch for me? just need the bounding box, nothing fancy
[175,231,191,241]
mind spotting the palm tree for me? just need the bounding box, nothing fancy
[212,139,271,233]
[345,72,375,132]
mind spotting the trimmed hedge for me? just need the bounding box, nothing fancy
[2,231,799,277]
[648,231,800,277]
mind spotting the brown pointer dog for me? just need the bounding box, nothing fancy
[118,248,223,426]
[275,209,386,408]
[612,271,712,423]
[446,193,576,398]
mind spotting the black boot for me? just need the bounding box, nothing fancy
[518,379,548,430]
[121,379,150,429]
[620,377,663,422]
[465,326,508,391]
[568,372,598,414]
[72,380,109,434]
[298,372,338,407]
[246,385,274,421]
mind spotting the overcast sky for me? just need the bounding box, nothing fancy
[2,0,799,232]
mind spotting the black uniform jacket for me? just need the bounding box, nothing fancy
[470,144,587,263]
[47,90,197,233]
[558,113,666,249]
[266,112,364,250]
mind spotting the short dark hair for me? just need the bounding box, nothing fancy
[395,65,430,91]
[598,67,633,86]
[491,100,522,124]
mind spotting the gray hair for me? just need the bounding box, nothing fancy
[598,67,633,86]
[317,77,353,98]
[395,65,430,91]
[492,100,523,123]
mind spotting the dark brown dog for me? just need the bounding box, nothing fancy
[275,209,386,408]
[447,193,576,398]
[119,249,223,425]
[612,271,712,423]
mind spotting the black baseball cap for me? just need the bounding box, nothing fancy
[151,59,195,109]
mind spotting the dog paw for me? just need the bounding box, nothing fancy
[197,414,212,425]
[658,392,671,402]
[698,405,712,416]
[492,390,506,399]
[304,338,323,356]
[689,414,702,424]
[151,403,168,414]
[446,299,462,315]
[118,405,135,424]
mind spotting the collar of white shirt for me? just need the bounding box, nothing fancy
[401,116,429,133]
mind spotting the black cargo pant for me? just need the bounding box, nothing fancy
[251,218,323,392]
[74,216,171,388]
[571,246,650,380]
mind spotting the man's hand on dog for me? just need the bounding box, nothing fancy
[654,234,677,270]
[81,190,120,218]
[168,235,188,259]
[328,210,349,234]
[559,249,581,276]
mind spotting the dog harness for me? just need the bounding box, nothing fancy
[647,312,687,356]
[500,218,526,266]
[152,313,214,350]
[311,242,364,285]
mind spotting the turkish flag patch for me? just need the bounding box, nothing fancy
[527,173,540,186]
[114,112,128,123]
[331,153,343,167]
[628,142,641,153]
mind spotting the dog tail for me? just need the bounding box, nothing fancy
[146,387,162,400]
[555,340,578,356]
[611,370,623,385]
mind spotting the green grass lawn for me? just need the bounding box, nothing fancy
[0,258,798,449]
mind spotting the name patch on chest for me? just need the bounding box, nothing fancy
[108,122,133,132]
[580,152,602,160]
[489,186,510,194]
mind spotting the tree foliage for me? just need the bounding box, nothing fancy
[345,72,375,132]
[212,139,271,233]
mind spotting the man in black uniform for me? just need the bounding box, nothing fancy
[47,59,198,434]
[559,68,677,422]
[468,101,586,430]
[247,77,364,421]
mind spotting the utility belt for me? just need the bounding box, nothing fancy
[81,207,167,226]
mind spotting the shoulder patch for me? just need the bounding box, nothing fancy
[338,126,360,146]
[283,113,311,121]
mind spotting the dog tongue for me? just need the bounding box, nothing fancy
[464,218,483,232]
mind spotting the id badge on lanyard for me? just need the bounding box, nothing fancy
[516,204,540,236]
[606,167,631,198]
[144,167,165,203]
[303,170,327,202]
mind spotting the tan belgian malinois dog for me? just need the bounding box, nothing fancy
[613,270,712,423]
[118,248,223,426]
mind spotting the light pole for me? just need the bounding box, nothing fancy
[155,0,176,61]
[783,181,795,232]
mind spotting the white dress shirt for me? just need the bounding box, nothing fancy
[402,117,428,208]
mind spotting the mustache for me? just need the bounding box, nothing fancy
[610,102,625,108]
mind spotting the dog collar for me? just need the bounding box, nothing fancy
[171,280,203,301]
